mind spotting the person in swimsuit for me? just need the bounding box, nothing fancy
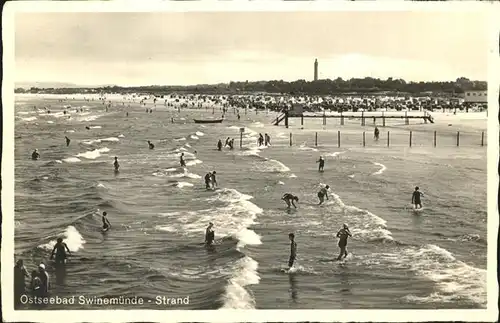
[282,193,299,209]
[180,153,186,167]
[50,238,72,265]
[30,270,44,297]
[210,171,217,189]
[336,224,352,260]
[317,156,325,172]
[205,222,215,246]
[102,211,111,231]
[217,139,223,151]
[317,185,329,205]
[288,233,297,269]
[31,149,40,160]
[412,186,423,209]
[204,172,212,189]
[374,126,380,140]
[37,264,50,295]
[65,136,71,147]
[148,141,155,149]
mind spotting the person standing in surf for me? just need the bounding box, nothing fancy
[412,186,424,209]
[50,238,72,265]
[180,153,186,167]
[204,172,212,189]
[205,222,215,246]
[282,193,299,209]
[288,233,297,269]
[217,139,223,151]
[317,156,325,172]
[374,126,380,141]
[65,136,71,147]
[113,157,120,171]
[148,140,155,149]
[210,171,217,189]
[14,260,30,303]
[102,211,111,231]
[317,185,330,205]
[336,224,352,261]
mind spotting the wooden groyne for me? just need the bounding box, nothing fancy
[273,111,434,127]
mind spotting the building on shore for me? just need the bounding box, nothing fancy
[314,59,318,81]
[463,90,487,103]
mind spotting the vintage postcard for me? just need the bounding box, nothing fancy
[2,1,499,322]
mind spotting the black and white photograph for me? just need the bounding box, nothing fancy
[2,1,498,322]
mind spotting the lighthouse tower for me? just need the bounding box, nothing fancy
[314,58,318,81]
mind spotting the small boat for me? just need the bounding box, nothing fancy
[193,119,223,124]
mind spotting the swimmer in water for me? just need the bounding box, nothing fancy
[31,149,40,160]
[85,126,90,130]
[336,224,352,260]
[317,185,329,205]
[282,193,299,209]
[148,141,155,149]
[50,238,72,265]
[102,211,111,231]
[317,156,325,172]
[205,222,215,246]
[113,157,120,171]
[412,186,424,209]
[65,136,71,147]
[288,233,297,269]
[180,153,186,167]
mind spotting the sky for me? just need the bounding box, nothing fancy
[14,11,489,86]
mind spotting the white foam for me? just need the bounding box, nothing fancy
[186,159,203,166]
[97,183,107,189]
[65,130,75,133]
[195,131,205,136]
[47,121,54,124]
[39,226,86,252]
[222,256,260,309]
[118,134,125,138]
[277,181,285,185]
[190,135,199,140]
[174,181,194,188]
[372,162,387,175]
[260,158,290,173]
[289,173,297,178]
[299,143,318,152]
[76,147,110,159]
[63,157,81,163]
[89,126,101,129]
[21,116,37,121]
[184,143,192,148]
[327,151,346,157]
[174,137,186,141]
[392,245,486,307]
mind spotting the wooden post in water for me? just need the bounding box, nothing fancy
[387,131,390,147]
[240,132,243,149]
[363,131,366,147]
[323,111,326,126]
[290,133,293,146]
[361,111,365,126]
[456,131,460,147]
[405,111,409,125]
[340,111,344,125]
[337,131,341,147]
[481,131,484,146]
[315,132,318,146]
[212,107,215,114]
[301,115,304,127]
[409,131,412,147]
[433,131,437,147]
[285,110,289,129]
[382,111,386,127]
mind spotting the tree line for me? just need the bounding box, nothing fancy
[15,77,486,96]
